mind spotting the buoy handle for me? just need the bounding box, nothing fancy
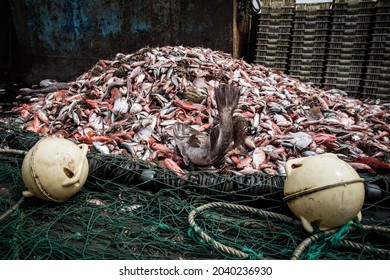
[62,144,88,187]
[285,157,304,177]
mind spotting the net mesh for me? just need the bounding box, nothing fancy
[0,123,389,260]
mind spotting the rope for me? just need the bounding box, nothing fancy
[291,224,390,260]
[0,197,25,222]
[0,148,27,155]
[188,201,301,259]
[189,201,390,260]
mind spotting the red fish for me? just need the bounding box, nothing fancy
[314,133,337,144]
[354,156,390,172]
[164,158,186,178]
[172,99,206,112]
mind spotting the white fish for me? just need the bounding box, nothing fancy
[93,141,110,154]
[130,102,143,114]
[287,132,313,150]
[112,97,129,114]
[134,127,153,143]
[252,148,266,170]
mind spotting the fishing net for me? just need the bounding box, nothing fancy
[1,43,390,260]
[0,123,389,260]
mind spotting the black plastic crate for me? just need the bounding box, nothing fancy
[367,46,390,55]
[375,14,390,22]
[322,83,361,95]
[328,41,367,49]
[329,35,370,43]
[293,41,327,48]
[371,27,390,34]
[367,53,390,61]
[256,43,290,52]
[371,33,390,42]
[366,60,390,67]
[293,29,328,36]
[255,55,288,63]
[291,53,326,60]
[373,20,390,28]
[258,19,293,26]
[368,41,390,51]
[326,72,364,80]
[327,53,367,61]
[326,59,366,67]
[293,14,330,23]
[362,86,390,101]
[331,14,373,23]
[324,76,361,86]
[325,64,364,73]
[261,63,288,71]
[289,71,323,79]
[289,75,322,85]
[364,73,390,81]
[291,47,327,54]
[260,13,294,21]
[330,29,370,36]
[290,58,324,66]
[256,50,289,57]
[258,31,291,41]
[328,48,366,55]
[261,3,294,14]
[362,87,390,99]
[365,66,390,74]
[292,34,328,42]
[258,25,292,34]
[363,79,390,88]
[289,64,324,72]
[295,2,331,16]
[332,1,375,15]
[331,21,371,30]
[293,21,329,30]
[289,59,325,68]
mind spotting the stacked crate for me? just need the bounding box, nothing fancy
[254,0,294,72]
[362,0,390,100]
[323,0,375,95]
[288,2,331,87]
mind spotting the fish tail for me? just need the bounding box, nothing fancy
[214,84,240,117]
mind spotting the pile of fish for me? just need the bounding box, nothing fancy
[3,46,390,175]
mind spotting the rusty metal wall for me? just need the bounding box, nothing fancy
[2,0,233,83]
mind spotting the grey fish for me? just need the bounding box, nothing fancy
[19,82,69,94]
[173,84,245,166]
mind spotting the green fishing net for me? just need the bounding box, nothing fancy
[0,123,389,260]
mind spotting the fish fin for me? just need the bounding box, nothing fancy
[214,84,240,115]
[187,134,202,148]
[173,122,198,139]
[209,122,220,151]
[182,155,190,165]
[232,116,247,149]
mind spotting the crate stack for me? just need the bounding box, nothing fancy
[288,2,331,87]
[362,0,390,100]
[254,0,294,72]
[323,0,375,95]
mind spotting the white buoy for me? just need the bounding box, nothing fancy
[21,137,89,202]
